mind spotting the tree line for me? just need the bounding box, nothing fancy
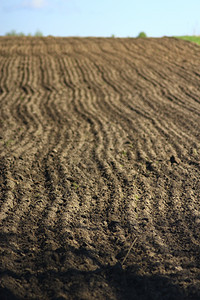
[5,30,43,37]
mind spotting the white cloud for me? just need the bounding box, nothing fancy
[22,0,48,9]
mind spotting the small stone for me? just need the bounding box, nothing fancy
[195,218,200,224]
[175,266,183,272]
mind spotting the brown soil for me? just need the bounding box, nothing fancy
[0,36,200,300]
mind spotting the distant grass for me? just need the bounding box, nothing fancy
[5,30,43,37]
[175,35,200,45]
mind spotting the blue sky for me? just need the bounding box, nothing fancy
[0,0,200,37]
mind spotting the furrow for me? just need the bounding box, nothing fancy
[0,57,10,94]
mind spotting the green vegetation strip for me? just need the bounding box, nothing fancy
[175,36,200,45]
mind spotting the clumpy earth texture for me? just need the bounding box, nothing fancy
[0,37,200,299]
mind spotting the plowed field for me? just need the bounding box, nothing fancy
[0,37,200,300]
